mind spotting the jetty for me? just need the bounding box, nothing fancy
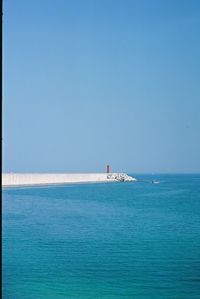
[2,173,136,187]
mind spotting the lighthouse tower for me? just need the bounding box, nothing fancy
[107,164,110,174]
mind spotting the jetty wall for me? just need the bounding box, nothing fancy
[2,173,118,187]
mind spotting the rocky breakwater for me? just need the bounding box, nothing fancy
[107,173,136,182]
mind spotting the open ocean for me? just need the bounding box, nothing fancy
[2,174,200,299]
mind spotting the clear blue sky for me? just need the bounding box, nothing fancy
[3,0,200,173]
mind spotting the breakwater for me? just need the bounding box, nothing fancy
[2,173,136,187]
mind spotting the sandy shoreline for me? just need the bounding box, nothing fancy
[2,173,136,187]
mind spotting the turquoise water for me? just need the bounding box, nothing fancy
[2,174,200,299]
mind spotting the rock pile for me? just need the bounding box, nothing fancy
[107,173,136,182]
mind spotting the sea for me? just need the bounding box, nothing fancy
[2,174,200,299]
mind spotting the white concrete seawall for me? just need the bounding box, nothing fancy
[2,173,136,187]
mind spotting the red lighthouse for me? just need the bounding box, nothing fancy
[107,164,110,174]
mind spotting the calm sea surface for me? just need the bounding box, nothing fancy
[2,174,200,299]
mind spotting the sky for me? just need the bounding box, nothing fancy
[3,0,200,173]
